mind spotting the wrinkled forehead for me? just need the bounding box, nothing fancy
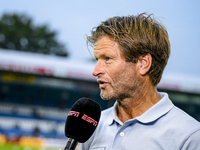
[93,36,125,59]
[94,37,116,49]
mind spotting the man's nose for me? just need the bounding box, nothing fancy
[92,61,105,77]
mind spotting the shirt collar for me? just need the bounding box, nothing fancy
[136,92,174,123]
[107,101,123,126]
[107,92,174,125]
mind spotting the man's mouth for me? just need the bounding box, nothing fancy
[97,80,108,88]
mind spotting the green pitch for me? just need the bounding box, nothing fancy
[0,143,59,150]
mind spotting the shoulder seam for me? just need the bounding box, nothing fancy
[180,128,200,149]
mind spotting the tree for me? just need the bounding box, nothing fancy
[0,13,69,57]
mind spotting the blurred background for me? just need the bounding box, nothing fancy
[0,0,200,149]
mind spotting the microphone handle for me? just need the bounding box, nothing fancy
[64,138,73,150]
[69,139,78,150]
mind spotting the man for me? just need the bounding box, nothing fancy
[79,13,200,150]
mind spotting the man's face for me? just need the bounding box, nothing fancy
[93,36,142,100]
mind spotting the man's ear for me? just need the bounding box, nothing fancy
[137,53,152,76]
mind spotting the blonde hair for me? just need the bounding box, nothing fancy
[87,13,170,86]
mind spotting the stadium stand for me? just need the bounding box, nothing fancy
[0,48,200,149]
[0,102,68,139]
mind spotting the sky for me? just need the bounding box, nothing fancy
[0,0,200,78]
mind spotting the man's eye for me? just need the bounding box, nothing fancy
[106,57,111,61]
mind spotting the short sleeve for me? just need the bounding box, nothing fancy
[181,129,200,150]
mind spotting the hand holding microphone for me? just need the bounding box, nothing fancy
[64,97,101,150]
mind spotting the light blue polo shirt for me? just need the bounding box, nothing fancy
[79,92,200,150]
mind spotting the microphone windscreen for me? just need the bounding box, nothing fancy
[65,97,101,143]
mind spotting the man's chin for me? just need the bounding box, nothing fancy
[100,92,113,100]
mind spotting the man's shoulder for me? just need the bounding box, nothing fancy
[165,105,200,133]
[158,93,200,131]
[171,106,199,124]
[169,107,200,149]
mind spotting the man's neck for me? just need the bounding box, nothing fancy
[116,86,161,123]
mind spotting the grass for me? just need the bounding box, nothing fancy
[0,143,59,150]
